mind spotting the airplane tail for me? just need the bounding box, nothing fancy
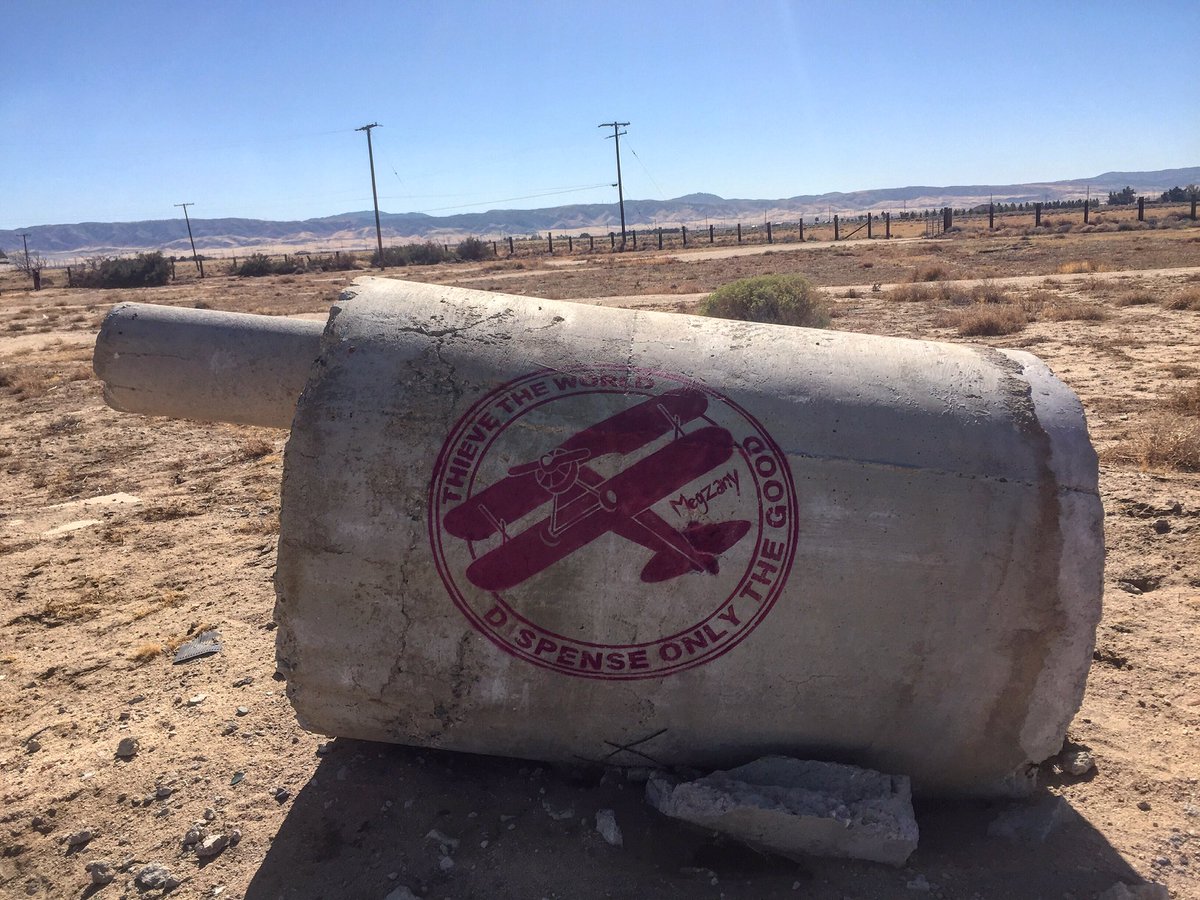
[639,520,752,583]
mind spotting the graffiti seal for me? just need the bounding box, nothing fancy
[429,365,797,679]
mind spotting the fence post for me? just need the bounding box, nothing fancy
[198,257,205,278]
[1083,200,1090,225]
[1034,203,1042,227]
[943,207,953,231]
[568,235,573,253]
[590,235,594,251]
[885,213,890,239]
[798,217,804,241]
[508,236,515,255]
[632,229,637,250]
[1192,196,1197,221]
[737,223,742,244]
[548,233,553,254]
[66,266,72,287]
[709,224,714,244]
[492,241,497,256]
[1138,197,1145,221]
[866,213,872,239]
[610,232,616,250]
[834,215,839,241]
[657,228,663,250]
[170,259,176,281]
[989,203,995,229]
[682,225,687,247]
[766,221,773,244]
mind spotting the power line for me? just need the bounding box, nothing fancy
[404,184,611,214]
[356,122,385,268]
[599,121,629,250]
[627,145,666,202]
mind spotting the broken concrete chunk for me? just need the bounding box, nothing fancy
[646,756,918,866]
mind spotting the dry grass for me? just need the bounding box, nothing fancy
[234,438,277,461]
[1041,300,1111,322]
[941,303,1028,337]
[1058,260,1113,274]
[1123,416,1200,472]
[0,366,51,401]
[235,514,280,535]
[1115,290,1157,306]
[1164,288,1200,311]
[1164,363,1198,379]
[139,503,199,522]
[1167,382,1200,416]
[911,263,949,282]
[130,643,163,666]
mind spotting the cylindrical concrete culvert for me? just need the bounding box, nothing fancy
[94,277,1104,798]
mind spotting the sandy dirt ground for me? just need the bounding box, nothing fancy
[3,227,1200,899]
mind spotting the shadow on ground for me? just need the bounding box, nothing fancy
[246,740,1144,900]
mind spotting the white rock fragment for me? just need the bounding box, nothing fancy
[195,833,229,858]
[594,809,623,847]
[1060,750,1096,776]
[383,886,421,900]
[187,694,207,706]
[646,757,918,866]
[136,863,180,890]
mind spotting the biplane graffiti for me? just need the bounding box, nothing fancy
[428,366,798,679]
[442,388,752,591]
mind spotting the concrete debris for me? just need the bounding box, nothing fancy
[594,809,623,847]
[1097,883,1170,900]
[541,800,574,821]
[115,736,139,759]
[195,833,229,858]
[987,795,1066,844]
[425,828,459,854]
[65,828,94,847]
[173,629,222,664]
[187,693,207,706]
[85,860,114,885]
[1060,750,1096,776]
[136,863,180,890]
[646,757,918,866]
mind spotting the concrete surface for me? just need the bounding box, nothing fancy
[268,276,1103,798]
[645,757,918,866]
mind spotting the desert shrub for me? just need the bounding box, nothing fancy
[1127,417,1200,472]
[1115,290,1156,306]
[943,303,1027,337]
[969,281,1010,304]
[230,254,276,277]
[372,242,451,267]
[1164,288,1200,311]
[911,263,949,282]
[456,237,491,261]
[1057,260,1111,275]
[310,252,358,271]
[1167,382,1200,416]
[73,252,170,288]
[888,283,935,302]
[1041,300,1110,322]
[700,275,831,329]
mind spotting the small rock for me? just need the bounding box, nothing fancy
[196,833,229,858]
[1097,882,1170,900]
[425,829,459,853]
[228,829,241,847]
[85,860,115,885]
[232,676,254,687]
[988,796,1066,844]
[31,816,52,835]
[595,809,623,847]
[136,863,180,890]
[273,787,291,803]
[383,886,420,900]
[203,807,217,821]
[187,694,207,706]
[906,874,932,891]
[1060,750,1096,777]
[235,706,249,717]
[183,828,203,847]
[115,737,139,759]
[541,800,574,821]
[155,786,174,800]
[1138,801,1152,811]
[316,741,333,755]
[65,828,94,847]
[25,738,41,754]
[1153,519,1171,534]
[438,854,454,871]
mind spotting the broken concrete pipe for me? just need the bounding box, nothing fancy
[93,276,1103,798]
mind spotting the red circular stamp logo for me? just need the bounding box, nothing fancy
[428,365,798,680]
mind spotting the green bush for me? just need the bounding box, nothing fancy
[456,237,491,261]
[73,252,170,288]
[699,275,831,328]
[372,242,451,267]
[230,254,303,277]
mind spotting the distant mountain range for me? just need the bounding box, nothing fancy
[5,167,1197,259]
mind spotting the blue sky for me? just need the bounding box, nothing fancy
[1,0,1197,229]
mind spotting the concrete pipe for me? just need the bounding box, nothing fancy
[95,277,1104,798]
[93,303,323,428]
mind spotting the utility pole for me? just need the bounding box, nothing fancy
[174,203,202,276]
[356,122,385,268]
[598,121,629,250]
[19,233,30,270]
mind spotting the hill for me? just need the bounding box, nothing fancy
[4,167,1197,259]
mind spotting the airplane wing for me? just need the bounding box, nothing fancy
[443,388,709,542]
